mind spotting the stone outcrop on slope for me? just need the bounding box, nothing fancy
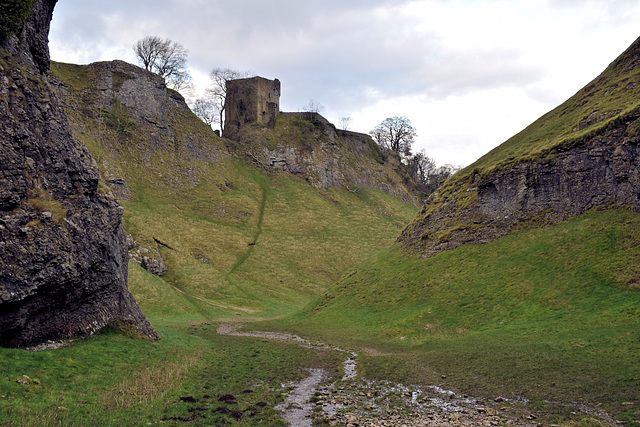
[399,111,640,257]
[0,0,158,347]
[50,59,227,194]
[399,36,640,258]
[230,112,418,205]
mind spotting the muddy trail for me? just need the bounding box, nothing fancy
[217,324,538,426]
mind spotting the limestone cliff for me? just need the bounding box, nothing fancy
[400,36,640,258]
[0,0,158,347]
[229,112,417,205]
[50,60,227,194]
[50,59,229,276]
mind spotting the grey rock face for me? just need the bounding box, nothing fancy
[256,113,416,204]
[50,59,226,193]
[399,111,640,258]
[0,0,158,347]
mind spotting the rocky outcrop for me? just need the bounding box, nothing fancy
[400,109,640,257]
[0,0,158,347]
[399,30,640,260]
[233,112,417,204]
[50,59,227,196]
[127,235,167,276]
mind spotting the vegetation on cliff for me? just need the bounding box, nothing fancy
[460,36,640,181]
[399,35,640,258]
[49,60,417,319]
[0,0,37,41]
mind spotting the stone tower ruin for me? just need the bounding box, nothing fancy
[223,76,281,140]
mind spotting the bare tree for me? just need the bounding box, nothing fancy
[133,36,191,91]
[191,97,217,127]
[407,151,460,195]
[409,150,436,187]
[370,116,417,156]
[133,36,163,71]
[301,99,325,123]
[302,99,324,114]
[206,68,252,133]
[339,116,352,131]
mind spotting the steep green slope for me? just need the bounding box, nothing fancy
[126,168,416,320]
[50,60,417,321]
[263,37,640,425]
[462,35,640,179]
[277,207,640,423]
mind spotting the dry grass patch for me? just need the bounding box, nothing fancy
[102,349,201,410]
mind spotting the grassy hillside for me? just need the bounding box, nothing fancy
[49,60,418,321]
[0,61,418,426]
[126,169,417,321]
[460,35,640,180]
[272,207,640,424]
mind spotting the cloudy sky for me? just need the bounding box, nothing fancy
[49,0,640,167]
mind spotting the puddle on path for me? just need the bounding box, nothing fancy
[216,324,532,426]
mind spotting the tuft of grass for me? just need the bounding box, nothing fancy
[100,98,136,137]
[102,350,201,410]
[22,187,67,225]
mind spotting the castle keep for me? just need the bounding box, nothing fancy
[223,76,281,140]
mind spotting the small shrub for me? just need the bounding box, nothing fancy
[112,70,134,92]
[100,98,135,137]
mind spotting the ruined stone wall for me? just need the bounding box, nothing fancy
[224,76,280,140]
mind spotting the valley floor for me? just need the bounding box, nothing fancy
[217,323,564,427]
[2,211,639,426]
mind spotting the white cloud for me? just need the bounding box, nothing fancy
[49,0,640,166]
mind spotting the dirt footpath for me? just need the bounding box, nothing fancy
[217,324,537,427]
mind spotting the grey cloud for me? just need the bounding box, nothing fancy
[546,0,639,24]
[50,0,543,118]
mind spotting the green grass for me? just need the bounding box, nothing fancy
[0,320,343,426]
[25,56,640,426]
[269,207,640,424]
[123,168,416,321]
[458,36,640,180]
